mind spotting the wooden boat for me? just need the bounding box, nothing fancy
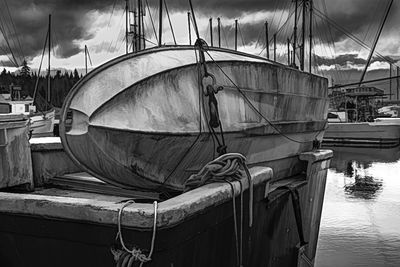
[0,138,333,267]
[60,45,329,192]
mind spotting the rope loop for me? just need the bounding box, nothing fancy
[113,200,158,267]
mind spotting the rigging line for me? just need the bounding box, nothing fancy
[145,0,158,43]
[0,43,16,66]
[86,46,93,66]
[220,21,230,49]
[164,0,177,45]
[3,0,24,61]
[315,6,344,83]
[143,37,157,45]
[237,22,246,48]
[313,8,400,70]
[204,50,319,144]
[258,4,296,56]
[108,10,126,53]
[107,0,118,27]
[33,29,49,102]
[0,16,18,66]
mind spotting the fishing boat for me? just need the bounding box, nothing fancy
[324,86,400,148]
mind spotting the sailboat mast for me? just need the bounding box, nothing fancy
[265,21,269,59]
[47,14,51,103]
[235,19,238,51]
[85,45,88,74]
[217,17,221,48]
[158,0,163,46]
[138,0,142,51]
[125,0,129,54]
[301,0,306,71]
[293,0,298,67]
[188,12,191,45]
[309,0,313,73]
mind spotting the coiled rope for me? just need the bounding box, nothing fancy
[112,200,158,267]
[184,153,254,267]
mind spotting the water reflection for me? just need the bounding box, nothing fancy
[316,146,400,267]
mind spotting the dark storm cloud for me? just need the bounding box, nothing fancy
[314,54,397,68]
[0,0,398,67]
[0,0,113,66]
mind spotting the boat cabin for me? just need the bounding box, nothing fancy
[329,86,385,122]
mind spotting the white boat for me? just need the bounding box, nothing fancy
[0,87,55,136]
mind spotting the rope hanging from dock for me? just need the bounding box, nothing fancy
[112,200,158,267]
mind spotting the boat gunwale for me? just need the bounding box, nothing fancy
[0,167,272,229]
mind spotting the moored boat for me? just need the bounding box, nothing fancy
[60,45,329,192]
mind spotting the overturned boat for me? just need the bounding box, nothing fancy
[60,45,328,192]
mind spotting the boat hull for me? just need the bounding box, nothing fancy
[0,150,333,267]
[323,122,400,148]
[30,110,55,136]
[60,46,329,191]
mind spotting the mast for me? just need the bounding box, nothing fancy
[138,0,142,51]
[301,0,306,71]
[293,0,298,66]
[133,9,137,52]
[188,12,191,45]
[309,0,313,73]
[287,38,291,65]
[390,63,392,100]
[47,14,51,103]
[125,0,129,54]
[209,18,213,46]
[397,67,399,100]
[218,17,221,48]
[158,0,163,46]
[359,0,393,86]
[273,33,277,61]
[85,45,88,74]
[265,21,269,59]
[235,19,238,51]
[141,0,145,49]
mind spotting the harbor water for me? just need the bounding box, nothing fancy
[315,146,400,267]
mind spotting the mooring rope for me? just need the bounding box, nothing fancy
[185,153,253,267]
[113,200,158,267]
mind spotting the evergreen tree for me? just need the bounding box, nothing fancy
[20,60,31,77]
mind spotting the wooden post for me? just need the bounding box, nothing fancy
[235,19,238,51]
[188,12,191,45]
[158,0,163,46]
[273,33,277,61]
[265,21,269,59]
[218,18,221,48]
[209,18,213,46]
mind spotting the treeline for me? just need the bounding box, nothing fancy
[0,62,82,108]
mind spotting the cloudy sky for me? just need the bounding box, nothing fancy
[0,0,399,88]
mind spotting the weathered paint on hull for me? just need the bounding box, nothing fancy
[66,121,326,191]
[60,46,329,191]
[324,122,400,148]
[0,150,333,267]
[30,110,55,136]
